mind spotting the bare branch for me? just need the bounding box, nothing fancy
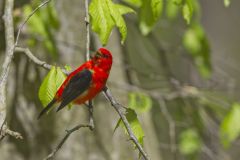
[43,124,91,160]
[0,124,23,141]
[158,98,176,155]
[103,87,150,160]
[84,0,94,130]
[86,101,94,130]
[15,0,52,46]
[0,0,22,139]
[0,0,14,122]
[15,47,69,74]
[85,0,90,61]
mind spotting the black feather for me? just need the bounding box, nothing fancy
[56,69,92,112]
[38,98,57,119]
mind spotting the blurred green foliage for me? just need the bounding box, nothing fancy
[224,0,231,7]
[128,92,152,113]
[220,103,240,148]
[179,128,202,156]
[183,23,211,78]
[23,0,59,58]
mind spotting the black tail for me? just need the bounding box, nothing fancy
[38,98,57,120]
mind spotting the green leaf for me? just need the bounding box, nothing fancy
[179,128,202,155]
[114,108,144,147]
[38,67,66,108]
[139,0,163,35]
[128,92,152,113]
[182,0,193,24]
[151,0,163,21]
[183,23,211,78]
[166,0,179,19]
[89,0,134,45]
[220,103,240,148]
[123,0,142,8]
[224,0,231,7]
[107,2,133,44]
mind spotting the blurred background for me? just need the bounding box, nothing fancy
[0,0,240,159]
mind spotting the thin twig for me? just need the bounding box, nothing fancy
[15,0,52,47]
[0,124,23,141]
[84,0,94,130]
[85,0,90,61]
[87,101,94,130]
[158,98,176,155]
[0,118,6,141]
[103,87,150,160]
[43,124,91,160]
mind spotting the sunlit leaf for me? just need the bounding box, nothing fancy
[128,92,152,113]
[115,4,135,15]
[114,108,144,147]
[179,128,202,155]
[220,103,240,148]
[89,0,134,45]
[123,0,142,8]
[182,0,193,24]
[38,67,66,108]
[107,2,134,44]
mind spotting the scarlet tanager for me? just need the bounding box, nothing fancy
[38,48,112,119]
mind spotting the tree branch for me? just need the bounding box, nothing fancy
[15,47,69,74]
[85,0,90,61]
[103,87,150,160]
[0,0,23,140]
[84,0,94,130]
[0,124,23,141]
[43,124,91,160]
[158,98,176,155]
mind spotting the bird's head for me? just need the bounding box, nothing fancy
[92,48,112,71]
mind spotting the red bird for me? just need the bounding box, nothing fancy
[38,48,112,119]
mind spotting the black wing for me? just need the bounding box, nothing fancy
[56,69,92,112]
[38,98,57,119]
